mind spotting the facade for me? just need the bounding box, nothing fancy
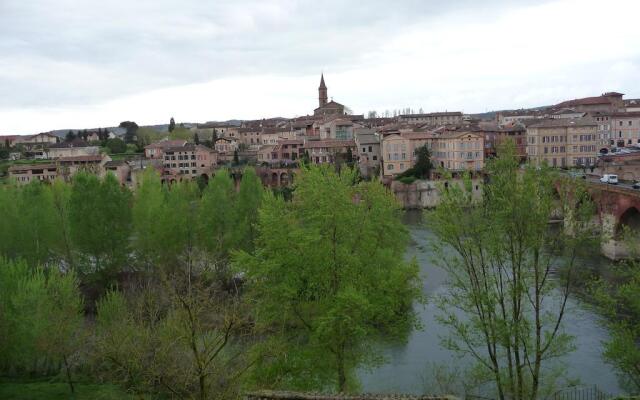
[8,163,58,185]
[144,139,187,159]
[304,139,356,164]
[48,139,100,159]
[313,74,346,117]
[526,118,599,167]
[319,118,359,140]
[381,134,412,177]
[609,112,640,148]
[162,144,218,180]
[214,137,239,162]
[355,131,381,176]
[15,132,59,148]
[57,155,111,180]
[104,160,132,186]
[496,110,543,126]
[398,112,463,126]
[273,139,304,163]
[554,92,625,114]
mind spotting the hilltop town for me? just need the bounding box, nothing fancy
[1,75,639,192]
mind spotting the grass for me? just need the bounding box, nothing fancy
[0,379,145,400]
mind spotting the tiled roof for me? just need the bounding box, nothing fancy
[9,163,57,172]
[399,111,463,118]
[58,155,105,162]
[528,118,597,128]
[145,140,187,149]
[304,139,355,148]
[49,139,91,148]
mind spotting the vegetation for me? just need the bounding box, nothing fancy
[429,142,596,400]
[396,144,433,181]
[0,165,417,397]
[119,121,139,144]
[104,138,127,154]
[235,166,421,392]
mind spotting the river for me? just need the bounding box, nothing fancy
[359,210,623,396]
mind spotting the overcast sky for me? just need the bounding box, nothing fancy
[1,0,639,134]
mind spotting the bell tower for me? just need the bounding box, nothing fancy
[318,73,328,108]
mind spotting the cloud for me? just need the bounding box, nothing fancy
[0,0,638,134]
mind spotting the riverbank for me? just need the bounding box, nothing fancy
[358,210,624,396]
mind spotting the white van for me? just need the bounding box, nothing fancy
[600,174,619,184]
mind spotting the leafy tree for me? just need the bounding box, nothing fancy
[65,130,76,142]
[235,167,264,252]
[301,150,310,166]
[132,169,167,269]
[162,180,201,273]
[346,147,354,164]
[198,170,236,264]
[235,166,421,392]
[212,128,218,142]
[69,173,132,281]
[591,231,640,391]
[105,138,127,154]
[50,179,75,268]
[194,132,200,145]
[136,127,161,151]
[169,117,176,133]
[397,145,433,180]
[16,181,58,266]
[119,121,139,144]
[429,142,595,400]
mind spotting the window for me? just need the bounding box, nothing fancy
[368,146,372,152]
[388,164,394,170]
[372,155,377,160]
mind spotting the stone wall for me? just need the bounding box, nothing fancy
[390,179,483,209]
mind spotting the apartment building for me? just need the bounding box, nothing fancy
[398,112,463,126]
[162,144,218,179]
[48,139,100,159]
[144,140,188,159]
[526,118,598,167]
[8,163,58,184]
[304,139,356,164]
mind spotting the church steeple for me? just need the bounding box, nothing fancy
[318,73,328,108]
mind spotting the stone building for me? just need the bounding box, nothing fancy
[526,118,599,167]
[162,144,218,181]
[397,111,463,126]
[313,74,346,117]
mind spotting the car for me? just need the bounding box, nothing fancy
[633,181,640,190]
[600,174,619,184]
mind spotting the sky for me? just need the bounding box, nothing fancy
[1,0,639,135]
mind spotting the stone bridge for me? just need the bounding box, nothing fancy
[229,167,298,188]
[586,182,640,259]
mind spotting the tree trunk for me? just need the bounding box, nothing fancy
[63,355,75,394]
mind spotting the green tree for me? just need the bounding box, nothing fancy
[119,121,139,144]
[194,132,200,145]
[132,169,167,269]
[235,167,264,252]
[105,138,127,154]
[69,173,132,281]
[591,231,640,391]
[235,166,421,392]
[169,117,176,133]
[198,170,236,263]
[397,145,433,180]
[163,180,201,273]
[233,149,240,165]
[50,179,75,268]
[430,142,595,400]
[16,181,58,266]
[65,130,76,142]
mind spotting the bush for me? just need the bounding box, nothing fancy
[105,139,126,154]
[397,176,416,184]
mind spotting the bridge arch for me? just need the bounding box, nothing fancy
[617,206,640,237]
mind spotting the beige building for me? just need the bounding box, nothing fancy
[48,139,100,159]
[162,144,218,181]
[305,139,355,165]
[8,163,58,185]
[526,118,599,167]
[398,112,463,126]
[609,112,640,148]
[144,139,188,159]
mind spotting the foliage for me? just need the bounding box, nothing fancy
[105,138,127,154]
[0,379,143,400]
[0,258,84,394]
[429,142,596,400]
[168,126,193,141]
[235,167,264,252]
[235,165,421,392]
[233,149,240,165]
[591,230,640,392]
[119,121,138,144]
[169,117,176,132]
[135,127,162,151]
[397,176,416,184]
[132,169,167,269]
[65,130,76,142]
[396,145,433,180]
[69,172,132,280]
[199,169,236,263]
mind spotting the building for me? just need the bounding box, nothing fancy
[144,139,188,159]
[162,144,218,180]
[214,137,239,162]
[57,155,111,180]
[381,134,412,177]
[608,112,640,148]
[355,131,381,178]
[526,118,599,167]
[273,139,304,163]
[8,163,58,185]
[305,139,356,164]
[104,160,132,186]
[313,74,346,117]
[48,139,100,159]
[319,118,360,140]
[550,108,585,119]
[496,109,543,126]
[625,99,640,112]
[14,132,59,149]
[398,112,464,126]
[553,92,625,114]
[0,135,21,148]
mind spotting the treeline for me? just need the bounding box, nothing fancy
[0,166,420,398]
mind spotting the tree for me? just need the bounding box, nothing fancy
[169,117,176,133]
[235,167,264,252]
[429,142,595,400]
[105,138,127,154]
[16,181,58,266]
[212,129,218,143]
[194,132,200,145]
[233,149,239,165]
[132,169,167,269]
[50,179,75,268]
[65,130,76,142]
[346,147,354,164]
[198,170,236,264]
[397,145,433,180]
[69,173,132,281]
[235,166,421,392]
[591,232,640,391]
[119,121,139,144]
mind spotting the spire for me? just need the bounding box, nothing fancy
[318,73,328,108]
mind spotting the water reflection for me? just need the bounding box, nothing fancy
[359,210,622,395]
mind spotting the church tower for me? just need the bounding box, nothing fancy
[318,73,328,108]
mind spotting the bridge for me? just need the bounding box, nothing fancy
[585,180,640,259]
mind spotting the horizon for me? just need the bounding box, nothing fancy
[2,0,639,135]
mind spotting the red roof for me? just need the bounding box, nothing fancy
[304,139,355,149]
